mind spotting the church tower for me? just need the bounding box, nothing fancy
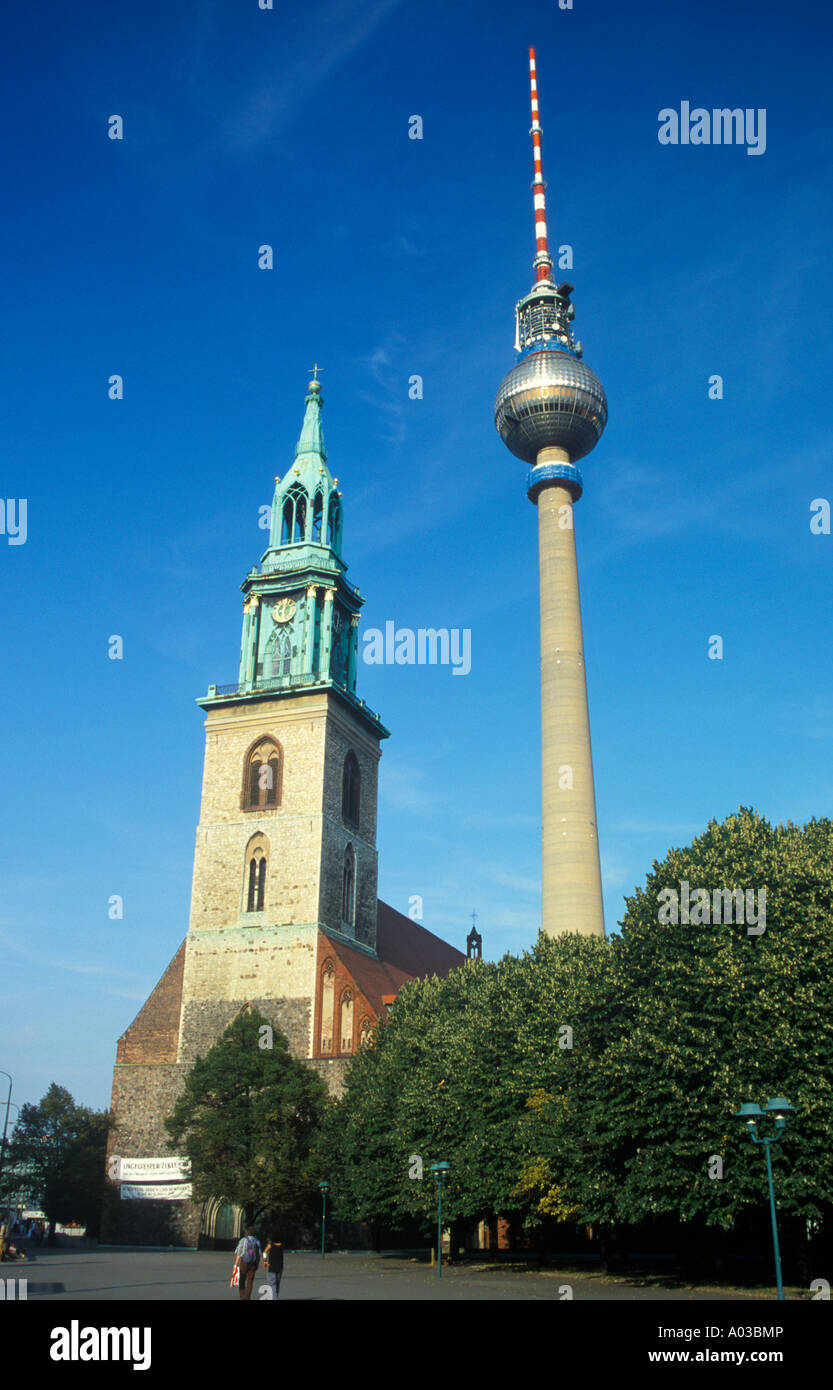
[105,376,465,1247]
[177,373,389,1066]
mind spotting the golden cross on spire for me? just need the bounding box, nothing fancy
[308,362,323,380]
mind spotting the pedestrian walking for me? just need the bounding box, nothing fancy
[262,1229,284,1300]
[232,1225,262,1300]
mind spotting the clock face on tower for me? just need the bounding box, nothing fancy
[272,598,297,624]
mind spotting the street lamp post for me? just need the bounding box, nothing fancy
[734,1098,794,1301]
[0,1073,12,1184]
[318,1180,329,1259]
[0,1073,13,1221]
[430,1161,451,1278]
[4,1105,19,1226]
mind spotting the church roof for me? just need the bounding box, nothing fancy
[115,941,186,1064]
[325,901,466,1018]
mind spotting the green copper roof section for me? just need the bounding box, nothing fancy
[265,376,343,558]
[295,378,326,461]
[199,367,384,739]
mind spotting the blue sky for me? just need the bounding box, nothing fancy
[2,0,832,1112]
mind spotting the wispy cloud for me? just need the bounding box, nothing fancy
[611,818,701,837]
[218,0,407,150]
[602,869,643,899]
[379,759,445,815]
[0,931,137,981]
[385,236,426,259]
[352,335,411,447]
[779,696,833,742]
[479,864,539,895]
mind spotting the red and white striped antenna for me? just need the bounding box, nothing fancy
[528,47,553,283]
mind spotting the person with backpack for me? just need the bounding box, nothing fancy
[232,1225,262,1300]
[262,1229,284,1300]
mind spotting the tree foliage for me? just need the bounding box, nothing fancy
[165,1007,328,1224]
[322,809,833,1237]
[5,1083,110,1234]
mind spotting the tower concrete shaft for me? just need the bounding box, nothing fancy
[536,449,604,937]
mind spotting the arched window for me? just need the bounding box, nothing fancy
[358,1017,372,1048]
[326,494,342,551]
[342,844,356,927]
[281,497,292,545]
[320,963,335,1053]
[292,486,307,542]
[245,843,268,912]
[242,737,282,810]
[281,485,308,545]
[340,990,354,1053]
[269,630,291,679]
[342,752,360,826]
[311,491,324,543]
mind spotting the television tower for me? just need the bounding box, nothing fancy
[494,48,607,938]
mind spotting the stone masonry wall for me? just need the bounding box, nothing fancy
[319,701,381,947]
[187,693,332,935]
[102,1061,200,1247]
[178,995,311,1067]
[178,925,317,1060]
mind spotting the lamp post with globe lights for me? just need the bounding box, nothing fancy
[734,1098,794,1300]
[318,1179,329,1259]
[430,1161,451,1278]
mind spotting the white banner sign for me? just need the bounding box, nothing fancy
[117,1157,191,1182]
[120,1183,193,1202]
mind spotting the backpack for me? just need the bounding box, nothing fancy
[240,1235,259,1264]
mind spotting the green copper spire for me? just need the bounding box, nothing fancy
[265,374,341,558]
[295,374,327,461]
[199,369,388,744]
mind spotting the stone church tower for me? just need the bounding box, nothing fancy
[104,377,464,1247]
[179,374,386,1066]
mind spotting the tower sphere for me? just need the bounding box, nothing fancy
[494,349,607,465]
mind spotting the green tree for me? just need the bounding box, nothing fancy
[165,1007,328,1225]
[324,809,833,1256]
[6,1083,110,1237]
[321,956,540,1235]
[523,809,833,1235]
[513,931,622,1228]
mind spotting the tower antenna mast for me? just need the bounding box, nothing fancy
[528,47,553,284]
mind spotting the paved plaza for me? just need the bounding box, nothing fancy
[12,1247,767,1301]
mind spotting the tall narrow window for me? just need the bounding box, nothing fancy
[359,1017,372,1048]
[340,991,354,1053]
[326,495,342,551]
[242,834,270,915]
[311,491,324,543]
[342,844,356,927]
[320,964,335,1053]
[268,631,291,680]
[342,752,360,826]
[277,631,291,677]
[242,738,282,810]
[292,488,307,542]
[246,851,266,911]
